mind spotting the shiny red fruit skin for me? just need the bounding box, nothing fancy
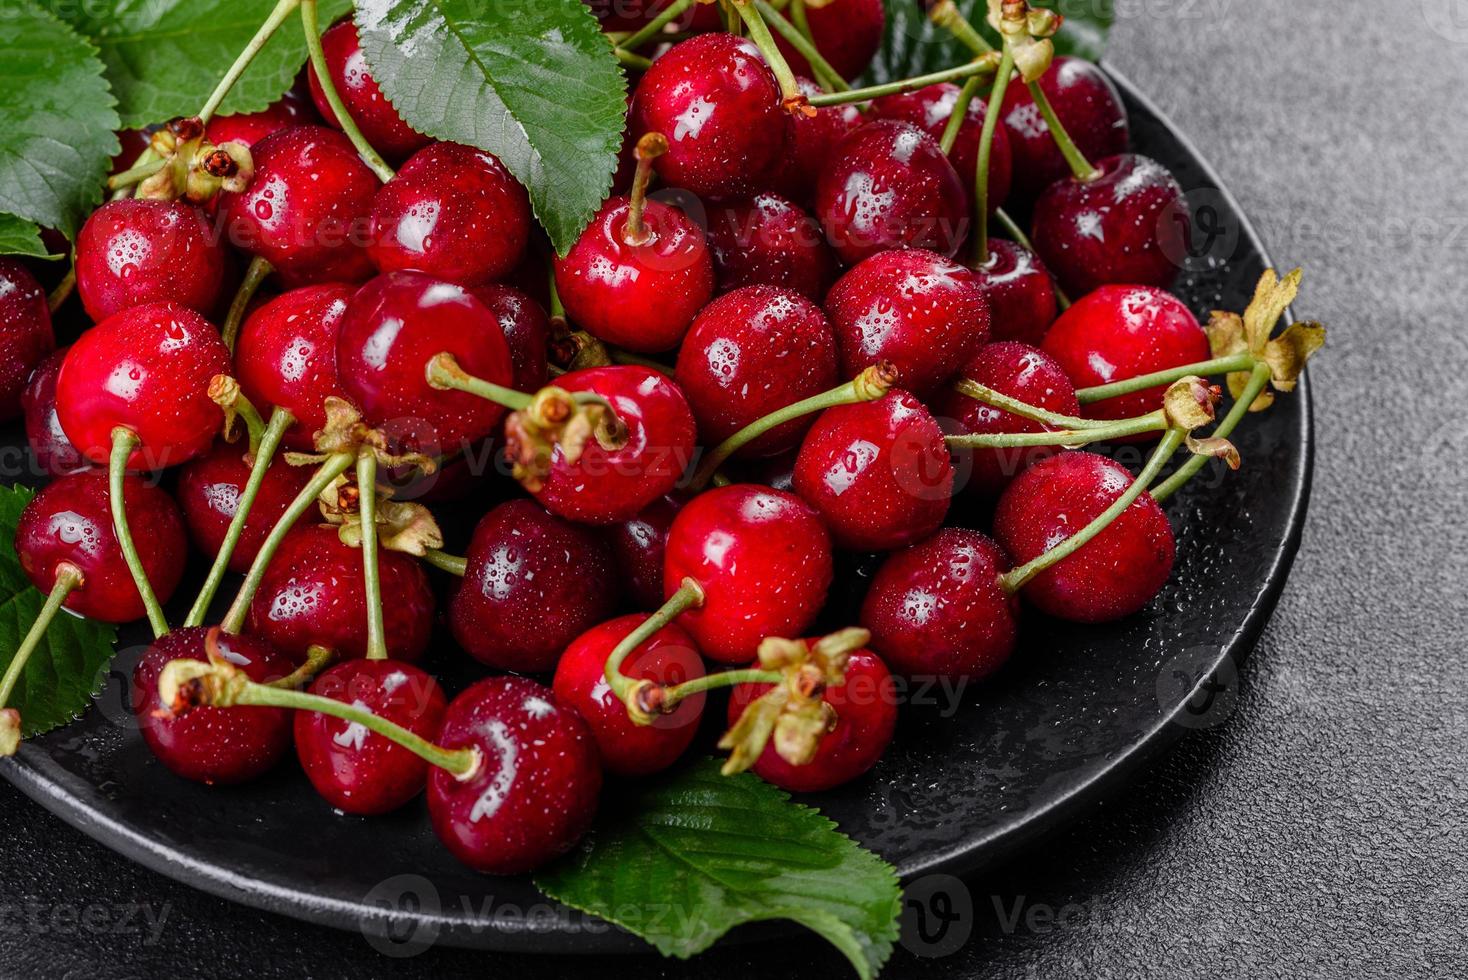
[206,90,319,148]
[1001,56,1130,202]
[295,659,447,815]
[1040,284,1210,422]
[607,493,683,610]
[774,77,862,206]
[0,259,56,422]
[935,341,1080,499]
[248,524,435,663]
[337,271,515,456]
[448,499,620,673]
[16,470,186,623]
[133,628,294,785]
[56,302,232,470]
[368,142,531,287]
[234,283,354,452]
[554,196,714,353]
[468,284,550,393]
[871,82,1013,212]
[824,248,990,398]
[994,451,1175,623]
[177,442,312,573]
[817,120,970,265]
[773,0,885,80]
[22,350,88,476]
[727,646,896,792]
[553,614,705,777]
[705,194,837,301]
[530,366,697,525]
[860,528,1020,681]
[631,34,791,201]
[220,125,380,288]
[75,199,225,323]
[663,484,833,664]
[1031,154,1188,297]
[307,21,429,163]
[674,285,839,456]
[970,240,1058,346]
[793,390,952,552]
[428,676,602,875]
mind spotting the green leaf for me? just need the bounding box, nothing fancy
[535,760,902,978]
[0,486,118,738]
[0,2,119,240]
[43,0,353,129]
[353,0,628,254]
[0,215,56,260]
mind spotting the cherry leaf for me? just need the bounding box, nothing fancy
[0,215,57,260]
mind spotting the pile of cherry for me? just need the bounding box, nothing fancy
[0,2,1321,878]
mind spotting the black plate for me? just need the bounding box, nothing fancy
[0,67,1312,954]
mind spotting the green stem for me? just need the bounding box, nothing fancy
[952,378,1110,430]
[267,645,334,689]
[993,207,1036,253]
[425,354,533,412]
[605,578,705,704]
[608,349,674,374]
[930,0,994,55]
[732,0,806,109]
[422,550,467,576]
[618,0,698,50]
[660,668,781,712]
[46,260,76,314]
[973,43,1016,265]
[199,0,303,124]
[109,429,169,638]
[232,389,268,458]
[1150,363,1271,504]
[939,74,983,156]
[1075,354,1259,406]
[221,257,273,352]
[1000,428,1185,594]
[946,410,1166,449]
[755,0,848,93]
[111,148,156,201]
[807,59,996,107]
[106,157,167,192]
[184,409,294,628]
[1030,80,1100,182]
[0,566,83,707]
[357,454,387,661]
[616,47,654,70]
[301,0,395,182]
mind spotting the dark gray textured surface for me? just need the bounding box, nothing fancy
[1,2,1463,977]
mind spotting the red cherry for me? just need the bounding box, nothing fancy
[870,82,1013,211]
[793,390,952,552]
[294,659,448,814]
[553,195,714,353]
[176,442,312,573]
[16,470,186,623]
[0,259,56,422]
[970,239,1058,346]
[1000,56,1129,202]
[75,199,225,323]
[704,194,837,301]
[1040,285,1210,422]
[993,451,1175,623]
[935,341,1080,499]
[205,90,320,148]
[448,499,620,673]
[824,248,990,398]
[368,142,531,287]
[773,77,862,205]
[468,284,551,393]
[817,120,969,265]
[860,528,1019,681]
[773,0,885,80]
[248,524,435,663]
[133,628,294,784]
[630,34,791,200]
[428,676,602,874]
[607,493,684,610]
[21,349,89,476]
[1031,154,1189,297]
[220,125,380,288]
[674,285,839,456]
[307,20,429,163]
[527,366,696,525]
[663,484,833,664]
[56,302,231,470]
[727,645,896,792]
[553,614,705,776]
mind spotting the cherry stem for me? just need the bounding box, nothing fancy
[1150,362,1270,504]
[422,549,467,576]
[617,0,698,50]
[220,451,355,635]
[1075,353,1259,405]
[659,668,781,713]
[608,348,673,374]
[106,157,168,192]
[993,207,1035,253]
[973,43,1017,265]
[267,644,335,690]
[754,0,849,94]
[183,408,295,628]
[0,565,84,709]
[930,0,996,55]
[731,0,811,114]
[604,577,706,706]
[108,429,169,638]
[946,409,1167,450]
[690,362,898,489]
[939,74,982,156]
[424,353,533,412]
[999,427,1185,594]
[221,256,273,352]
[232,388,268,457]
[301,0,396,183]
[1029,80,1101,182]
[952,377,1110,430]
[356,454,388,661]
[807,57,999,107]
[199,0,303,124]
[46,258,76,314]
[616,48,654,71]
[624,133,668,246]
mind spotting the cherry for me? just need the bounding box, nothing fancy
[16,470,187,623]
[248,524,435,663]
[663,484,833,664]
[792,390,952,552]
[55,302,231,470]
[337,271,515,456]
[1031,153,1189,297]
[368,142,532,287]
[0,259,56,422]
[859,528,1019,681]
[704,194,837,301]
[674,285,839,455]
[1000,56,1129,203]
[726,645,895,792]
[1040,284,1210,422]
[205,89,320,148]
[993,451,1175,623]
[934,341,1080,499]
[220,124,380,288]
[21,350,89,477]
[630,34,791,201]
[969,239,1058,346]
[294,659,447,814]
[74,199,225,323]
[427,675,602,874]
[773,77,862,205]
[176,442,312,573]
[773,0,885,81]
[448,499,620,673]
[607,493,683,610]
[824,248,990,398]
[133,628,294,784]
[468,284,551,393]
[234,283,354,452]
[871,82,1013,211]
[307,20,429,163]
[553,614,705,776]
